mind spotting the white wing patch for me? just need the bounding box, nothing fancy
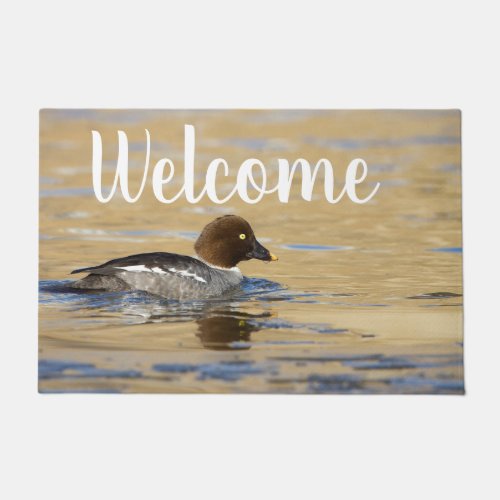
[151,266,167,274]
[115,264,206,283]
[168,267,207,283]
[115,265,167,274]
[115,265,152,273]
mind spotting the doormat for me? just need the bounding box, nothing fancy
[39,110,463,394]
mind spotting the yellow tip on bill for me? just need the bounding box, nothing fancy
[270,253,279,262]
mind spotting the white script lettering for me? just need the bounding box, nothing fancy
[92,125,380,205]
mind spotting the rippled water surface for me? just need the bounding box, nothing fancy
[39,110,463,394]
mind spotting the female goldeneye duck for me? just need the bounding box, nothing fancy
[69,215,278,299]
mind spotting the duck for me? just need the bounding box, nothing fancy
[69,215,278,299]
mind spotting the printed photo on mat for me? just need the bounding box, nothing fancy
[39,110,463,394]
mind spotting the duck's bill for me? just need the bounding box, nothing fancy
[247,240,279,262]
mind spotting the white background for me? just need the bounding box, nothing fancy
[1,1,499,499]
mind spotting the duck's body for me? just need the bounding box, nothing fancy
[71,252,243,299]
[69,215,277,299]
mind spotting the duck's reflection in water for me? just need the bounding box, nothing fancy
[104,292,273,350]
[195,311,270,350]
[41,282,275,351]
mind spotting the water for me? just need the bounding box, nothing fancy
[39,109,463,394]
[38,275,463,393]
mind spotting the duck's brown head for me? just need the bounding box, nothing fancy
[194,215,278,268]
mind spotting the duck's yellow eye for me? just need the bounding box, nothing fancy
[239,233,246,240]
